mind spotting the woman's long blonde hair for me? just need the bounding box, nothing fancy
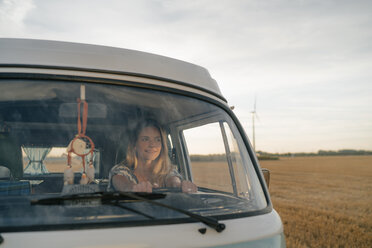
[126,119,171,186]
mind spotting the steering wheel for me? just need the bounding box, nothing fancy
[152,187,182,193]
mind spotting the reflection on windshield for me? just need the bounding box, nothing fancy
[0,80,266,231]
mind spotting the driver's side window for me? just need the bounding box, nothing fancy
[182,122,233,193]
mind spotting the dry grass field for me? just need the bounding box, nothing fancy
[260,155,372,248]
[26,155,372,247]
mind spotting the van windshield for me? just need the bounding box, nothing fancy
[0,79,266,231]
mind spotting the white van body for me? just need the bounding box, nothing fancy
[0,38,285,248]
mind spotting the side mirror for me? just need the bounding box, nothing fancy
[261,168,270,188]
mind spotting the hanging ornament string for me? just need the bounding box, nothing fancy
[77,98,88,135]
[67,85,95,174]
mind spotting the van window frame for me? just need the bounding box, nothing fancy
[0,72,273,216]
[171,113,244,196]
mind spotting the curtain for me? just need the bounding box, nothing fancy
[23,147,52,175]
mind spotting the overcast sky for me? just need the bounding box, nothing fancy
[1,0,371,153]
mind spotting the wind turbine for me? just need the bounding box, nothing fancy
[250,97,259,152]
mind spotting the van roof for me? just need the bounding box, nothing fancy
[0,38,224,100]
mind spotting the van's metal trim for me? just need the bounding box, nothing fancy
[0,65,227,102]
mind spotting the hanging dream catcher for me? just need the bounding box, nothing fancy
[64,85,96,185]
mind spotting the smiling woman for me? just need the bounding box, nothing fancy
[108,119,198,193]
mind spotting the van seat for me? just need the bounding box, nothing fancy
[0,181,31,195]
[0,166,12,179]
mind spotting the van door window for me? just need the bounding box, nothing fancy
[182,122,234,193]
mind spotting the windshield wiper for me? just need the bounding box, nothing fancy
[31,191,162,221]
[31,191,225,233]
[30,191,165,205]
[116,192,225,233]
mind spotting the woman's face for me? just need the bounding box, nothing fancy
[135,126,162,162]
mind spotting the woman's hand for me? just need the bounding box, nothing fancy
[166,176,182,188]
[132,181,153,193]
[165,176,197,193]
[181,180,198,193]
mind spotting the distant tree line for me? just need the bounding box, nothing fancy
[190,154,231,162]
[190,153,278,161]
[256,149,372,158]
[44,149,372,162]
[191,149,372,162]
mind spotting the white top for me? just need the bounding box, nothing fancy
[0,38,223,99]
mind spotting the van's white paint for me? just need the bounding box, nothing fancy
[1,211,283,248]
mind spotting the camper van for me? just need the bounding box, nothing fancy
[0,38,285,247]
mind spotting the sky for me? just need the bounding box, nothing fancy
[1,0,371,153]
